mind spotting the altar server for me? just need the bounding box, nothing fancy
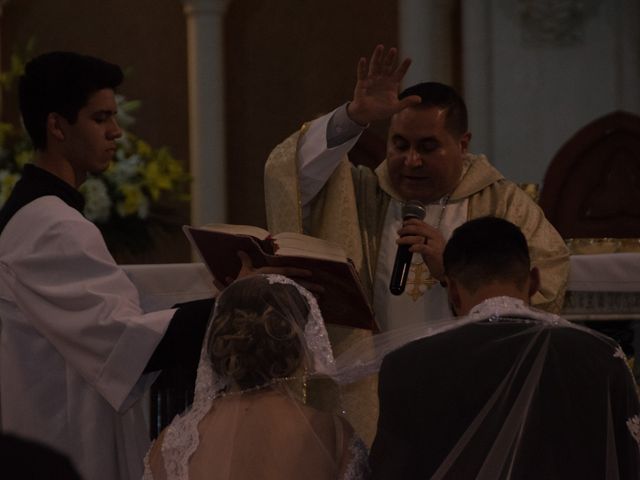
[0,51,213,480]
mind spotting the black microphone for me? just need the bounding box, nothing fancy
[389,200,426,295]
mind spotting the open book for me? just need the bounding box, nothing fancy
[184,224,375,331]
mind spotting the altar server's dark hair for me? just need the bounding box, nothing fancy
[18,51,123,149]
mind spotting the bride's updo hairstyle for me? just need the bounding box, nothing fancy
[207,275,310,390]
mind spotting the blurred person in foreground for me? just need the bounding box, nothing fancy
[0,433,83,480]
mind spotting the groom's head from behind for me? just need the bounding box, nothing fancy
[443,216,540,316]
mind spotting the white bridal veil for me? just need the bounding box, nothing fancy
[336,296,640,479]
[144,274,368,480]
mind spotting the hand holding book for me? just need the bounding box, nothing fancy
[184,224,375,330]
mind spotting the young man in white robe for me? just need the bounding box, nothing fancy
[0,52,216,480]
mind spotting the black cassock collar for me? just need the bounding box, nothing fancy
[0,164,85,235]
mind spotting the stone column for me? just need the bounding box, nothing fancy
[182,0,230,226]
[398,0,455,87]
[461,2,493,160]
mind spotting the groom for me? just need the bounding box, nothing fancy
[369,217,640,478]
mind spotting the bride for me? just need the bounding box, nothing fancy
[144,274,370,480]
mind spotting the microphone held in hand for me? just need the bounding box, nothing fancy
[389,200,426,295]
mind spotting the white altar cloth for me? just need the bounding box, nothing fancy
[568,253,640,293]
[122,254,640,315]
[120,253,640,324]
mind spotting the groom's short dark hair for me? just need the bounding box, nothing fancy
[443,216,531,293]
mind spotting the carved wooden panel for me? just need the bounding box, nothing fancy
[539,111,640,238]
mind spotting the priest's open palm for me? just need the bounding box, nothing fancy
[346,44,421,126]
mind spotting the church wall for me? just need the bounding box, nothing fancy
[462,0,640,186]
[224,0,398,227]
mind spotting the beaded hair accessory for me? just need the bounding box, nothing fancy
[267,274,336,376]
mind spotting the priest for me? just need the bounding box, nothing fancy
[264,44,569,443]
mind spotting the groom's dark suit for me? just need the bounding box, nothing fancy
[369,319,640,479]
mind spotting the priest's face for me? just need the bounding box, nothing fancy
[59,88,122,184]
[386,106,470,204]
